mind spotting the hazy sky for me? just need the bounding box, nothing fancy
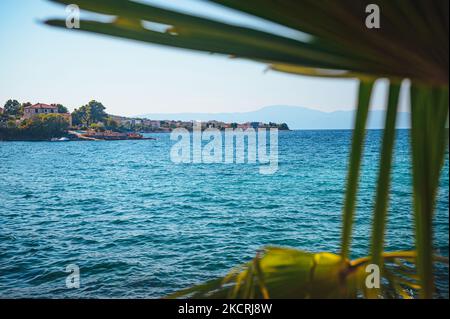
[0,0,409,116]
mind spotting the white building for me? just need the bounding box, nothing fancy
[23,103,72,126]
[23,103,58,118]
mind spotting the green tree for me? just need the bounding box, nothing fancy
[6,119,17,129]
[3,99,21,117]
[52,103,69,113]
[86,100,107,124]
[20,114,69,139]
[71,107,86,126]
[90,122,105,132]
[105,117,119,130]
[71,100,107,126]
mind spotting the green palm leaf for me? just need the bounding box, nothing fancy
[410,84,449,298]
[340,80,373,259]
[370,83,401,270]
[45,0,448,84]
[166,247,448,299]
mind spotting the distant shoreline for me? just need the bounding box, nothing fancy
[0,128,418,142]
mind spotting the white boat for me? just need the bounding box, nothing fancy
[50,137,70,142]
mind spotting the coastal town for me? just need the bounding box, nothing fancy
[0,99,289,141]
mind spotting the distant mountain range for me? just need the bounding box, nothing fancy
[138,105,410,130]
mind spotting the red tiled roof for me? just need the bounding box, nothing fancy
[25,103,58,109]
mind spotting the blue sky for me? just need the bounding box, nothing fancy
[0,0,409,116]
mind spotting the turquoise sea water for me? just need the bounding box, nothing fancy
[0,130,448,298]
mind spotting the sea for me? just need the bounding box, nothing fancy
[0,130,448,298]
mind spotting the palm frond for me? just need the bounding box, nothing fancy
[45,0,448,84]
[370,82,401,267]
[166,247,357,299]
[340,80,373,259]
[410,84,449,298]
[166,247,448,299]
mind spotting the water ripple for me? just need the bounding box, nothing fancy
[0,130,448,298]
